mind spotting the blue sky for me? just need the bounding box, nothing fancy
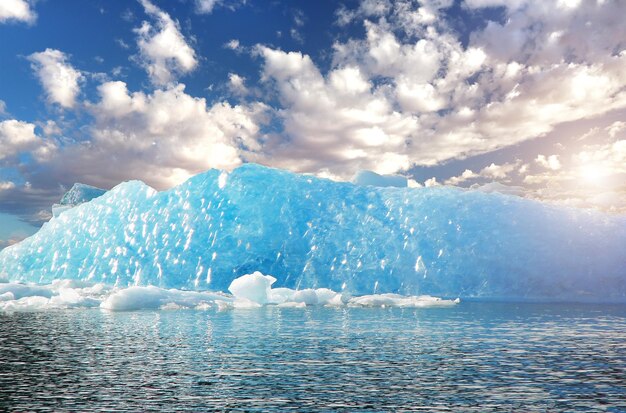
[1,0,625,247]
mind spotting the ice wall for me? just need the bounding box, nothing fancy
[1,164,625,302]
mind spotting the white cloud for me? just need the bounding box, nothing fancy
[480,162,518,179]
[0,119,56,164]
[1,119,38,160]
[228,73,248,96]
[224,39,242,52]
[255,46,417,176]
[467,0,626,66]
[249,0,626,181]
[445,162,518,185]
[445,169,477,185]
[3,81,269,202]
[195,0,245,14]
[336,0,391,26]
[41,120,61,136]
[195,0,219,14]
[135,0,198,86]
[7,0,626,216]
[28,49,83,108]
[0,0,35,24]
[575,140,626,175]
[535,154,561,170]
[606,121,626,139]
[424,177,440,187]
[52,81,269,188]
[0,100,6,114]
[0,181,16,191]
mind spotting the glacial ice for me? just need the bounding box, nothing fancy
[1,163,625,302]
[52,183,107,218]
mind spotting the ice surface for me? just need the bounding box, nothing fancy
[1,164,625,302]
[99,286,230,311]
[0,280,105,311]
[0,273,456,312]
[52,183,107,217]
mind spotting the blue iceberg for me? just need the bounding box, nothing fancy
[1,164,625,302]
[51,183,107,218]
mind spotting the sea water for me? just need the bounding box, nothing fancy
[1,303,625,412]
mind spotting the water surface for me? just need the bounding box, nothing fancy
[1,303,625,412]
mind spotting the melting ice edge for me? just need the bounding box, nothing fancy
[0,272,459,312]
[1,163,625,308]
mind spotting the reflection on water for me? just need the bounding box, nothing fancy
[1,303,625,412]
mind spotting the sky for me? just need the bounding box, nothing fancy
[0,0,625,247]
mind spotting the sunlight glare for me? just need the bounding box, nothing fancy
[579,163,609,184]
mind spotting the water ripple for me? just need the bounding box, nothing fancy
[1,303,625,412]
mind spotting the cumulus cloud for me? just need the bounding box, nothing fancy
[0,119,55,163]
[480,162,518,180]
[444,162,518,185]
[28,49,83,108]
[535,154,561,170]
[249,0,626,182]
[445,169,477,185]
[135,0,198,86]
[335,0,391,26]
[47,81,269,189]
[255,46,417,176]
[228,73,248,96]
[6,0,626,217]
[467,0,626,66]
[1,81,270,224]
[424,177,440,187]
[0,0,35,24]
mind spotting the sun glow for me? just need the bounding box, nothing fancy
[579,163,610,184]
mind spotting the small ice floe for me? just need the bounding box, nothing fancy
[0,280,106,312]
[0,271,459,312]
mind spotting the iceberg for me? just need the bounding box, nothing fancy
[0,164,625,302]
[51,183,107,217]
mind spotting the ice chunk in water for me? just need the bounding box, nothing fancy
[228,271,276,305]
